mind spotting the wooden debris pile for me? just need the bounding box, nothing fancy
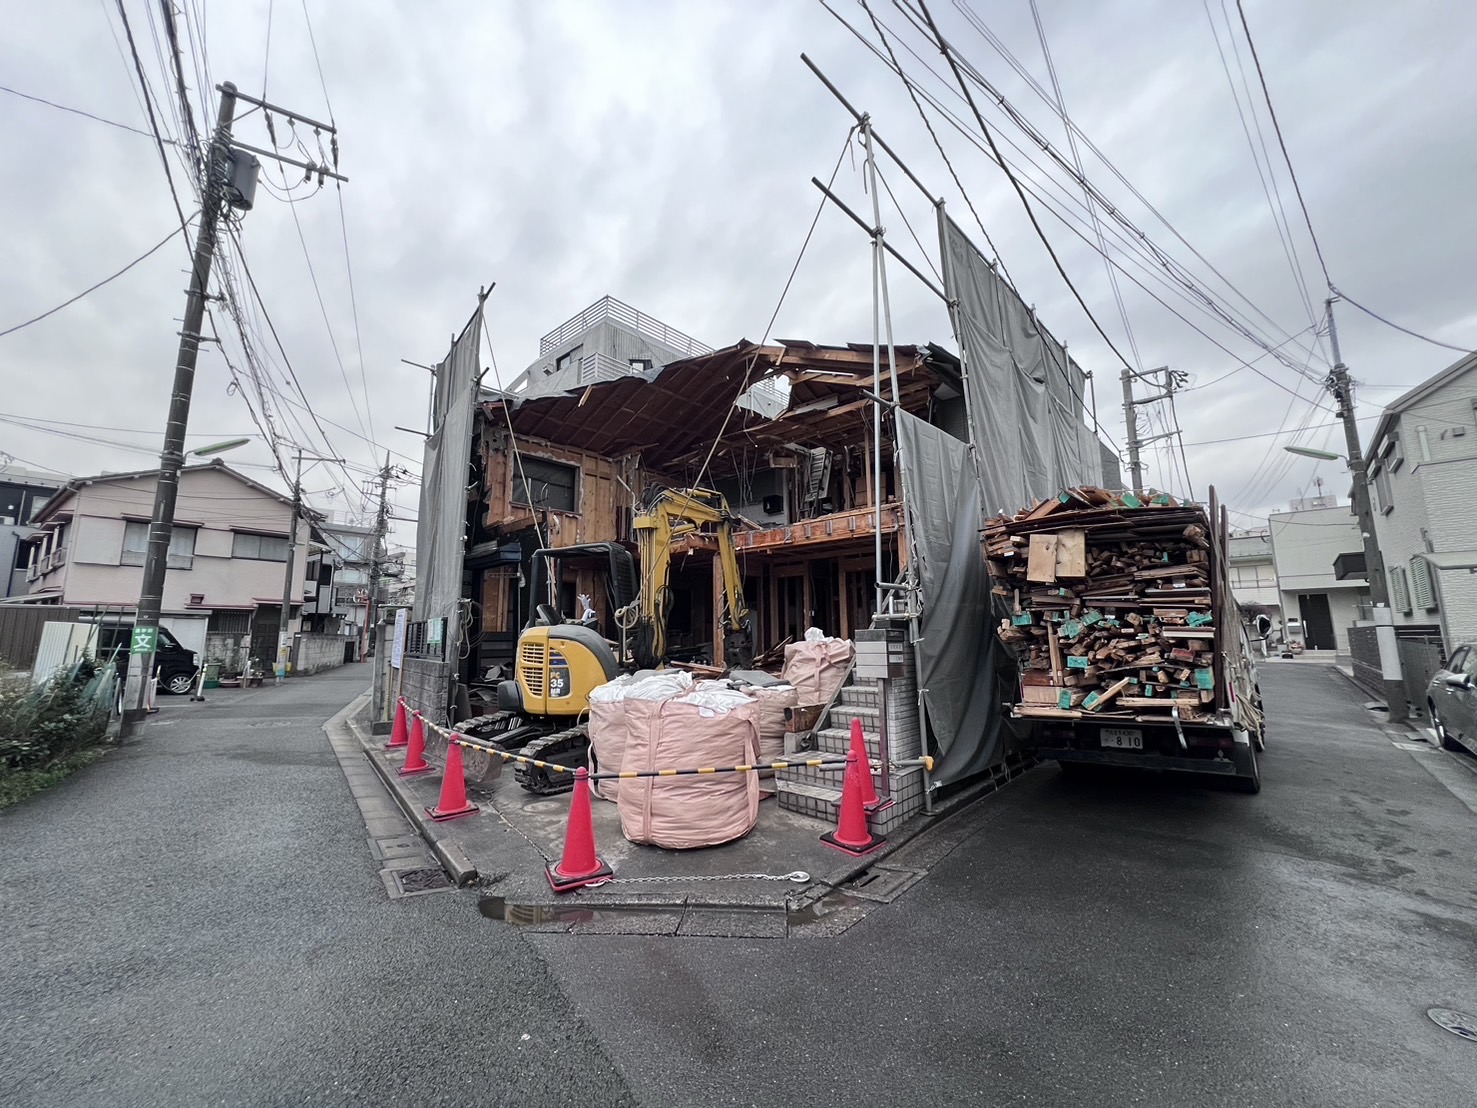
[984,487,1221,723]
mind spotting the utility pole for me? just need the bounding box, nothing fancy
[276,447,344,684]
[122,83,242,732]
[120,83,347,732]
[1326,298,1407,722]
[1119,366,1188,495]
[364,453,394,661]
[1120,368,1145,493]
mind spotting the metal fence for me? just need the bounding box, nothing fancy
[1346,624,1446,715]
[539,295,712,358]
[0,606,88,670]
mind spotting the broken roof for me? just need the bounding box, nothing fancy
[481,339,957,473]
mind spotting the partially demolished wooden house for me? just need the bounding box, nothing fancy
[459,339,967,689]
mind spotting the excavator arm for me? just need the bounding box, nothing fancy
[630,487,753,669]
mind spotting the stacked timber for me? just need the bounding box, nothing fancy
[985,487,1220,724]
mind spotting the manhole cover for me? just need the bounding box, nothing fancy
[1428,1008,1477,1042]
[389,866,454,895]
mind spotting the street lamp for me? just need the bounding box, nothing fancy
[190,438,251,457]
[1282,443,1407,720]
[1282,445,1341,462]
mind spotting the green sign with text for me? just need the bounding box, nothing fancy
[130,626,158,655]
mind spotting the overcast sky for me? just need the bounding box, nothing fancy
[3,0,1474,551]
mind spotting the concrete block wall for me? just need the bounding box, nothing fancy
[400,657,453,730]
[292,632,347,676]
[777,625,929,833]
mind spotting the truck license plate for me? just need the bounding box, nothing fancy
[1101,728,1143,750]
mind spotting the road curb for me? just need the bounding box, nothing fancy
[342,712,481,887]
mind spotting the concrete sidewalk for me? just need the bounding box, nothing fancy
[338,698,1031,935]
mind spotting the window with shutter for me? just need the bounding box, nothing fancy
[1388,566,1412,614]
[1409,557,1438,612]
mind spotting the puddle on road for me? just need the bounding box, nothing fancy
[476,886,866,934]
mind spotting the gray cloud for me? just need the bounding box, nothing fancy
[2,0,1473,548]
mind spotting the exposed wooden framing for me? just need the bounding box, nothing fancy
[732,504,904,552]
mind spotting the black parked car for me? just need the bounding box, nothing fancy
[94,623,201,695]
[1426,642,1477,755]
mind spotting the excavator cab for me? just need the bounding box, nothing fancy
[497,542,637,719]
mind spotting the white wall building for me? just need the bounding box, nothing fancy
[24,461,308,665]
[1268,500,1370,653]
[1364,350,1477,648]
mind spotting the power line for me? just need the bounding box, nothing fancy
[113,0,195,255]
[1233,0,1332,289]
[1330,288,1472,355]
[913,0,1134,371]
[1029,0,1141,371]
[853,0,1012,282]
[950,0,1326,373]
[0,212,197,338]
[1202,0,1321,347]
[0,83,158,139]
[829,0,1330,396]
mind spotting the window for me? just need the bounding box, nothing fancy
[233,531,289,562]
[1409,557,1438,612]
[629,358,652,374]
[122,521,195,568]
[554,345,582,377]
[1370,463,1393,515]
[512,457,578,513]
[1380,431,1404,473]
[1388,565,1412,614]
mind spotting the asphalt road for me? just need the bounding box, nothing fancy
[5,662,1476,1106]
[0,667,635,1108]
[534,663,1477,1107]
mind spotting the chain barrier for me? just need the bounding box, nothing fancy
[411,712,932,781]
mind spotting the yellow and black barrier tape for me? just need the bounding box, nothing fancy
[410,711,934,781]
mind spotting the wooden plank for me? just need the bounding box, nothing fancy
[1047,622,1063,683]
[1027,533,1060,582]
[1083,676,1134,712]
[1053,528,1087,578]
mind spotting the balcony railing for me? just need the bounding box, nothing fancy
[539,295,712,359]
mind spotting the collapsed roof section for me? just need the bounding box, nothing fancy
[480,339,962,477]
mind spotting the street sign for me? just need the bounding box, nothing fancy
[427,617,444,649]
[130,626,158,655]
[391,609,408,669]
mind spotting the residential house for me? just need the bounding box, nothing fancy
[303,520,377,658]
[1364,350,1477,648]
[0,466,65,598]
[1268,499,1370,652]
[24,460,310,669]
[1227,528,1278,612]
[506,295,713,400]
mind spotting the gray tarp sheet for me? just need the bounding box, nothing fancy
[896,411,1017,784]
[901,215,1102,781]
[938,213,1103,516]
[414,309,482,625]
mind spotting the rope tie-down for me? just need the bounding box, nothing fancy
[398,712,933,892]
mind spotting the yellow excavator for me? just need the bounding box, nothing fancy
[470,487,753,793]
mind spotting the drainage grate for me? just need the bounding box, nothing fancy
[386,866,455,897]
[1428,1008,1477,1042]
[843,866,925,904]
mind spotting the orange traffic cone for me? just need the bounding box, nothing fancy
[426,739,479,821]
[820,749,887,856]
[397,712,433,776]
[847,717,891,813]
[546,767,612,892]
[386,698,409,749]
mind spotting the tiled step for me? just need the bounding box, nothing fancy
[775,769,926,836]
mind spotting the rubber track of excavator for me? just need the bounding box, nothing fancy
[513,725,590,795]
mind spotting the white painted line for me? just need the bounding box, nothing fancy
[1391,742,1430,752]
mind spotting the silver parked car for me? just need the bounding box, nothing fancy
[1427,643,1477,755]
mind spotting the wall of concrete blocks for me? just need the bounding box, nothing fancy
[292,633,347,675]
[399,657,453,731]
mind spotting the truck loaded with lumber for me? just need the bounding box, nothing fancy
[985,486,1266,792]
